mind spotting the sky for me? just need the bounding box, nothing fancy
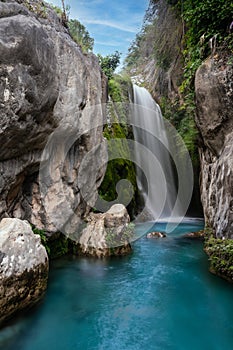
[49,0,149,68]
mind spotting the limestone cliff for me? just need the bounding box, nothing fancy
[0,0,107,235]
[195,54,233,238]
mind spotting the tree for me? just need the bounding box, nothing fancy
[68,19,94,52]
[97,51,121,79]
[60,0,69,26]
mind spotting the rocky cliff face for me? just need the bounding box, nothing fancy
[195,55,233,238]
[0,0,107,235]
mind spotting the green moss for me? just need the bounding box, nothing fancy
[160,95,199,166]
[31,225,50,255]
[47,233,70,259]
[204,231,233,282]
[98,74,140,218]
[31,225,74,259]
[68,19,94,52]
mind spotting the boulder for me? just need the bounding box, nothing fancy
[182,230,205,240]
[76,204,133,257]
[0,218,49,326]
[147,231,166,238]
[104,204,130,228]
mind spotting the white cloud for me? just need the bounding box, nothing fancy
[79,0,104,4]
[82,19,138,33]
[95,40,121,47]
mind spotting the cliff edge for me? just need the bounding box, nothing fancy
[0,0,107,235]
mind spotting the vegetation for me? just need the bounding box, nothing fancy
[205,231,233,282]
[47,233,70,259]
[177,0,233,102]
[98,74,141,218]
[124,0,233,165]
[68,19,94,52]
[23,0,47,18]
[31,225,50,255]
[97,51,121,79]
[51,3,94,52]
[177,0,232,163]
[123,0,200,162]
[31,225,75,259]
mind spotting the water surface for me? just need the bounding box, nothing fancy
[1,221,233,350]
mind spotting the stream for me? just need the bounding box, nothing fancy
[1,220,233,350]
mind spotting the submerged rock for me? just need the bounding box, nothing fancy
[147,231,166,238]
[76,204,133,257]
[0,218,49,326]
[182,230,205,240]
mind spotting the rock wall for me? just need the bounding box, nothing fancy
[0,1,107,235]
[195,55,233,238]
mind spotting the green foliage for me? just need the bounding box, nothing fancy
[108,79,122,103]
[97,51,121,79]
[31,225,50,255]
[124,1,183,72]
[177,0,233,94]
[50,4,63,16]
[50,4,93,52]
[31,225,73,259]
[160,95,199,164]
[68,19,94,52]
[205,233,233,282]
[48,234,70,259]
[98,74,140,218]
[124,0,233,169]
[124,31,146,69]
[180,0,233,48]
[175,0,233,164]
[108,74,132,123]
[179,115,198,164]
[99,130,138,217]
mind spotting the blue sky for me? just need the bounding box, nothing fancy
[49,0,149,67]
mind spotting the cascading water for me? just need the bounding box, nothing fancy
[132,84,185,221]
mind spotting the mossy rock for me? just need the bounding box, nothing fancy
[204,233,233,283]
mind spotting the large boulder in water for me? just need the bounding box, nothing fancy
[76,204,133,257]
[0,218,49,326]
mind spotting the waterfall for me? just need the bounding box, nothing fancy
[132,84,185,221]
